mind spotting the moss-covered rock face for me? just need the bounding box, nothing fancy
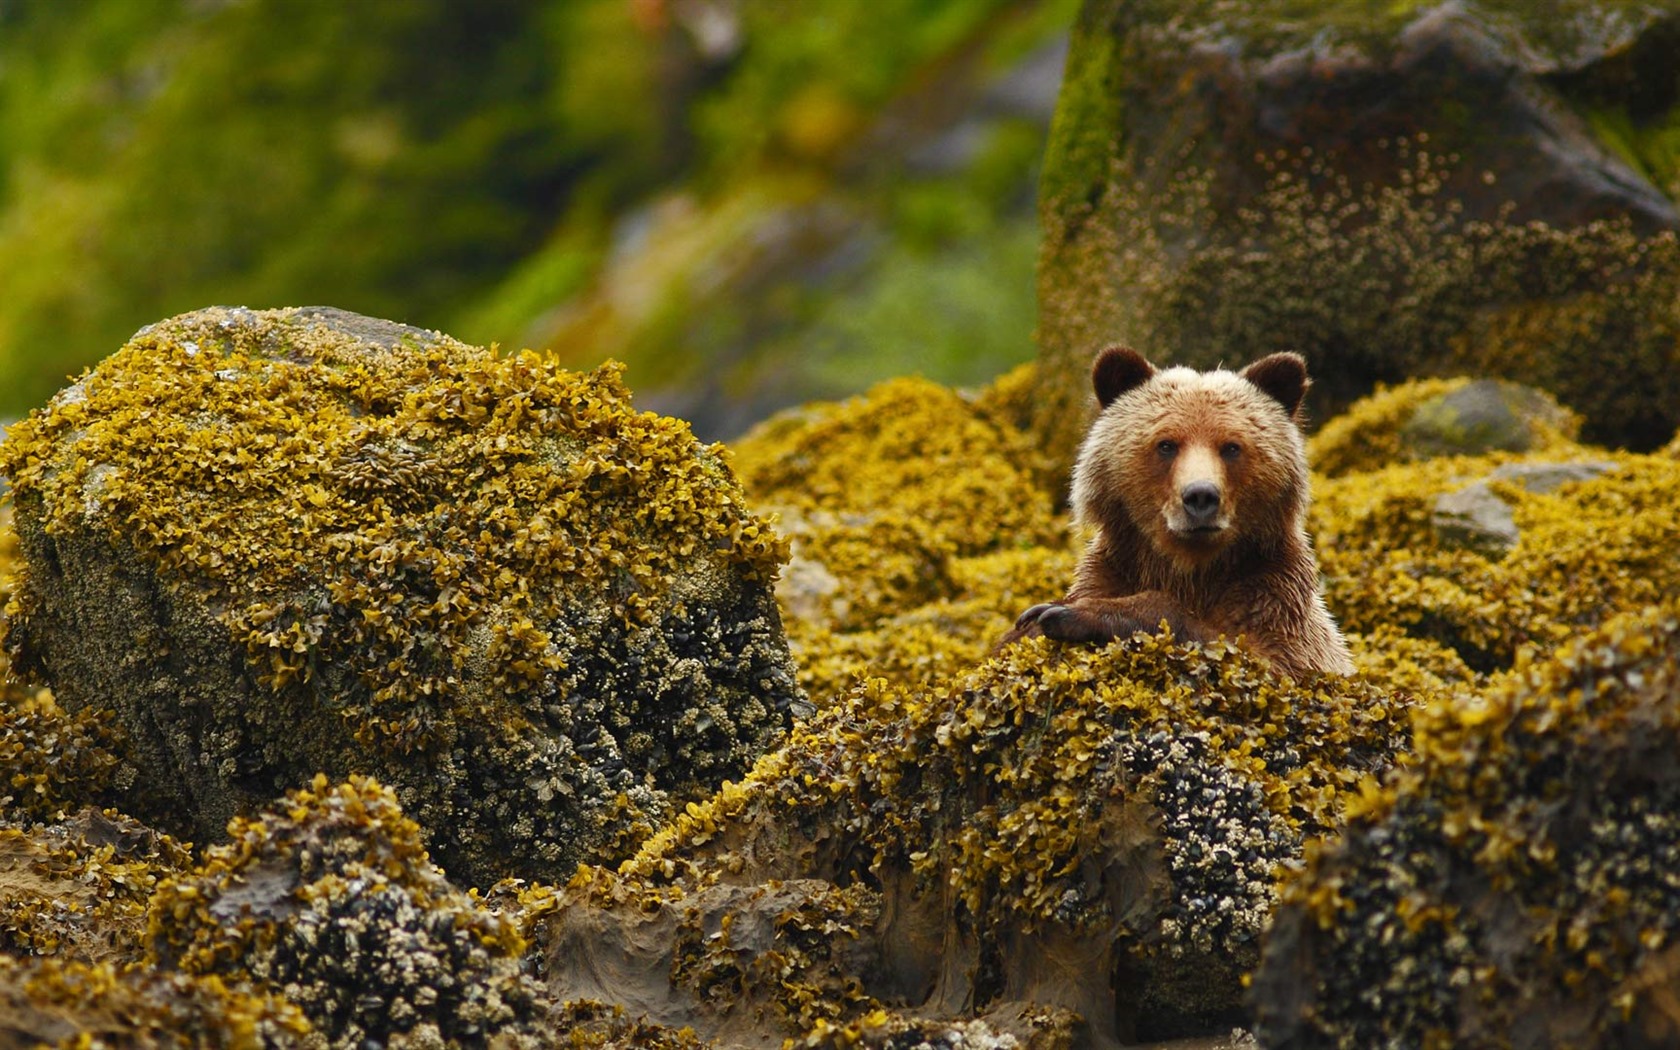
[0,306,800,884]
[1251,601,1680,1048]
[149,774,544,1050]
[1036,0,1680,467]
[542,636,1409,1045]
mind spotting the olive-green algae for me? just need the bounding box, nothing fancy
[149,774,546,1050]
[1312,447,1680,671]
[734,374,1061,627]
[0,306,801,884]
[731,372,1066,704]
[1252,600,1680,1049]
[0,809,190,966]
[0,953,314,1049]
[546,636,1408,1043]
[1308,377,1583,479]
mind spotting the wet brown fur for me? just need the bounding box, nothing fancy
[1003,346,1354,679]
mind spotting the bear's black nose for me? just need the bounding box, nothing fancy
[1182,481,1221,524]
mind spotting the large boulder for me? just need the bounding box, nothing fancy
[1035,0,1680,466]
[1252,601,1680,1048]
[0,306,801,885]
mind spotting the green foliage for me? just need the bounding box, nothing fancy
[0,0,1071,432]
[0,0,579,416]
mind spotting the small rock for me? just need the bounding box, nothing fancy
[1432,459,1617,554]
[1401,380,1578,460]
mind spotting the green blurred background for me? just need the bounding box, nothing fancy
[0,0,1073,437]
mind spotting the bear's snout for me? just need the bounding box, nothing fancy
[1181,480,1222,527]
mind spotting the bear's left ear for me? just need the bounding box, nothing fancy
[1241,353,1310,419]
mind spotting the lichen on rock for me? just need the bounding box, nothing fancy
[1251,600,1680,1049]
[0,305,802,884]
[148,773,545,1050]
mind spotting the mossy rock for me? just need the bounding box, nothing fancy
[148,774,545,1050]
[1251,600,1680,1048]
[541,636,1409,1045]
[1035,0,1680,468]
[0,306,801,885]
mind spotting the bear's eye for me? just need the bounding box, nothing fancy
[1156,439,1179,458]
[1220,442,1242,460]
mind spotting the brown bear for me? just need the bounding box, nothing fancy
[1004,346,1354,679]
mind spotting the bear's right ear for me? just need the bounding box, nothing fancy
[1092,345,1155,408]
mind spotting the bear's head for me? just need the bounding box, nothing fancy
[1070,346,1311,569]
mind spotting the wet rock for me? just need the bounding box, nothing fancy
[1251,601,1680,1048]
[1310,377,1582,478]
[1432,459,1618,554]
[541,636,1409,1045]
[1400,380,1581,460]
[0,305,801,885]
[148,774,544,1050]
[1035,0,1680,466]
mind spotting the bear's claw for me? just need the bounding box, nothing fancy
[1013,603,1057,630]
[1037,605,1119,644]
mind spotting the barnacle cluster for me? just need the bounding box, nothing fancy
[732,373,1065,701]
[791,1005,1082,1050]
[552,634,1407,1042]
[148,773,546,1049]
[1312,445,1680,671]
[0,306,800,883]
[1252,600,1680,1048]
[0,953,313,1048]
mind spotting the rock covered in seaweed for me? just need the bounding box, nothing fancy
[1308,377,1582,479]
[0,809,189,966]
[539,635,1410,1045]
[1312,440,1680,672]
[1035,0,1680,466]
[0,306,802,884]
[0,953,313,1048]
[148,774,544,1050]
[1251,601,1680,1048]
[731,370,1068,703]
